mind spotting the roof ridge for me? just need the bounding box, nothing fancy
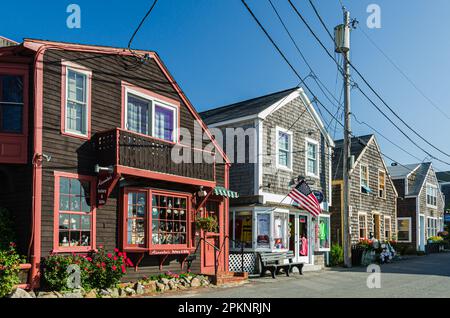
[200,87,298,117]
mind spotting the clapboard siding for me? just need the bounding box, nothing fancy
[39,48,225,275]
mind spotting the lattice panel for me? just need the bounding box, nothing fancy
[229,253,257,274]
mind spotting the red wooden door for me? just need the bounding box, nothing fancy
[201,200,223,274]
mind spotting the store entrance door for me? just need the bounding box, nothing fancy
[289,213,310,264]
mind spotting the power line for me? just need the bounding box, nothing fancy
[358,26,450,121]
[128,0,159,50]
[308,0,335,42]
[288,0,450,162]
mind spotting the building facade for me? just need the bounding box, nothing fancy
[330,135,398,245]
[389,163,445,251]
[201,88,334,273]
[0,39,234,287]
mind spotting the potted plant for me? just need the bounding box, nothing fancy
[195,216,218,233]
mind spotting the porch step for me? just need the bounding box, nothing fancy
[209,271,249,286]
[301,264,322,272]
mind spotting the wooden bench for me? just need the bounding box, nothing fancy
[258,252,291,279]
[258,252,304,278]
[286,251,304,275]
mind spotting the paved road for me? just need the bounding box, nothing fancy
[163,252,450,298]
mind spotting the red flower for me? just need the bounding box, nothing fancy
[112,265,117,271]
[9,242,16,248]
[107,253,113,259]
[101,262,106,268]
[113,256,118,261]
[86,257,93,262]
[118,252,123,257]
[122,252,127,258]
[121,264,126,273]
[126,258,134,267]
[114,248,119,253]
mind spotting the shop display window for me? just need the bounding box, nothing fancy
[316,215,330,251]
[233,211,253,248]
[273,212,288,249]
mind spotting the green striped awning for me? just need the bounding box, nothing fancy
[214,186,239,198]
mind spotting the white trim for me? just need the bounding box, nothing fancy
[384,215,392,240]
[124,87,178,142]
[207,114,259,128]
[63,61,92,137]
[275,126,293,172]
[360,164,370,194]
[378,169,386,199]
[255,119,264,196]
[328,146,333,207]
[397,217,412,243]
[358,212,368,240]
[426,182,438,209]
[305,137,320,179]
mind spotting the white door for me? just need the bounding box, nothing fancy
[289,214,310,263]
[419,215,425,251]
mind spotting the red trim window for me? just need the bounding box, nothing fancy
[60,60,92,140]
[53,172,96,252]
[122,188,191,252]
[0,64,29,164]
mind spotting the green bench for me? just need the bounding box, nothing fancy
[258,251,304,279]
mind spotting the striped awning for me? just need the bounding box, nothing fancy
[214,186,239,198]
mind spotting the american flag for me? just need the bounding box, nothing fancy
[288,180,321,217]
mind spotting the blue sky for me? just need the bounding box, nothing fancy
[2,0,450,171]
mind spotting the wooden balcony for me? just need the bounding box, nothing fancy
[95,129,216,184]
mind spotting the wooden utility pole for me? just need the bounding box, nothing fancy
[335,8,352,268]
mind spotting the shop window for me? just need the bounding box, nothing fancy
[61,61,91,139]
[378,170,386,198]
[397,218,411,242]
[232,211,253,249]
[256,213,270,249]
[123,84,178,143]
[0,75,23,133]
[151,194,187,245]
[317,215,330,250]
[127,192,147,246]
[54,172,96,252]
[273,212,288,249]
[358,214,367,239]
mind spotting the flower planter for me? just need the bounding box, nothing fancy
[0,263,31,290]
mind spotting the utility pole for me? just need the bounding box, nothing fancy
[335,8,352,267]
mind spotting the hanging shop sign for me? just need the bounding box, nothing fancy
[149,249,191,255]
[97,170,118,206]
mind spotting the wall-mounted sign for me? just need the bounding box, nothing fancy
[97,171,117,206]
[149,249,191,255]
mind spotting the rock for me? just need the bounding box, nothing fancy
[190,277,201,287]
[201,279,210,286]
[28,291,37,298]
[124,287,136,296]
[62,291,83,298]
[9,288,33,298]
[145,281,157,293]
[110,288,119,298]
[84,290,97,298]
[178,284,187,290]
[135,283,145,295]
[53,292,63,298]
[99,289,111,296]
[37,292,58,298]
[160,278,170,285]
[168,281,177,290]
[156,282,165,292]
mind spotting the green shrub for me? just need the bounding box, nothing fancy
[195,216,218,232]
[42,247,132,291]
[0,244,25,298]
[329,244,344,267]
[0,208,15,250]
[88,247,132,290]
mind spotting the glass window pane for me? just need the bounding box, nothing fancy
[59,231,70,247]
[59,194,70,211]
[60,177,70,194]
[69,214,81,230]
[80,231,90,246]
[256,213,270,248]
[70,178,81,196]
[1,104,22,133]
[59,214,70,230]
[70,231,80,247]
[279,150,288,167]
[154,105,175,141]
[66,100,85,134]
[273,213,288,249]
[81,215,91,230]
[127,94,150,135]
[1,75,23,103]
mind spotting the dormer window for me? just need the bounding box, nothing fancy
[360,165,371,194]
[426,184,437,208]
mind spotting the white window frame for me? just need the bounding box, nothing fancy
[305,137,319,178]
[64,63,91,138]
[125,87,178,142]
[397,217,412,243]
[384,216,391,241]
[275,127,293,171]
[427,216,438,238]
[317,214,331,252]
[360,165,369,194]
[426,183,438,208]
[378,169,386,199]
[358,212,368,240]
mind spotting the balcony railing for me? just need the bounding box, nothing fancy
[95,129,216,182]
